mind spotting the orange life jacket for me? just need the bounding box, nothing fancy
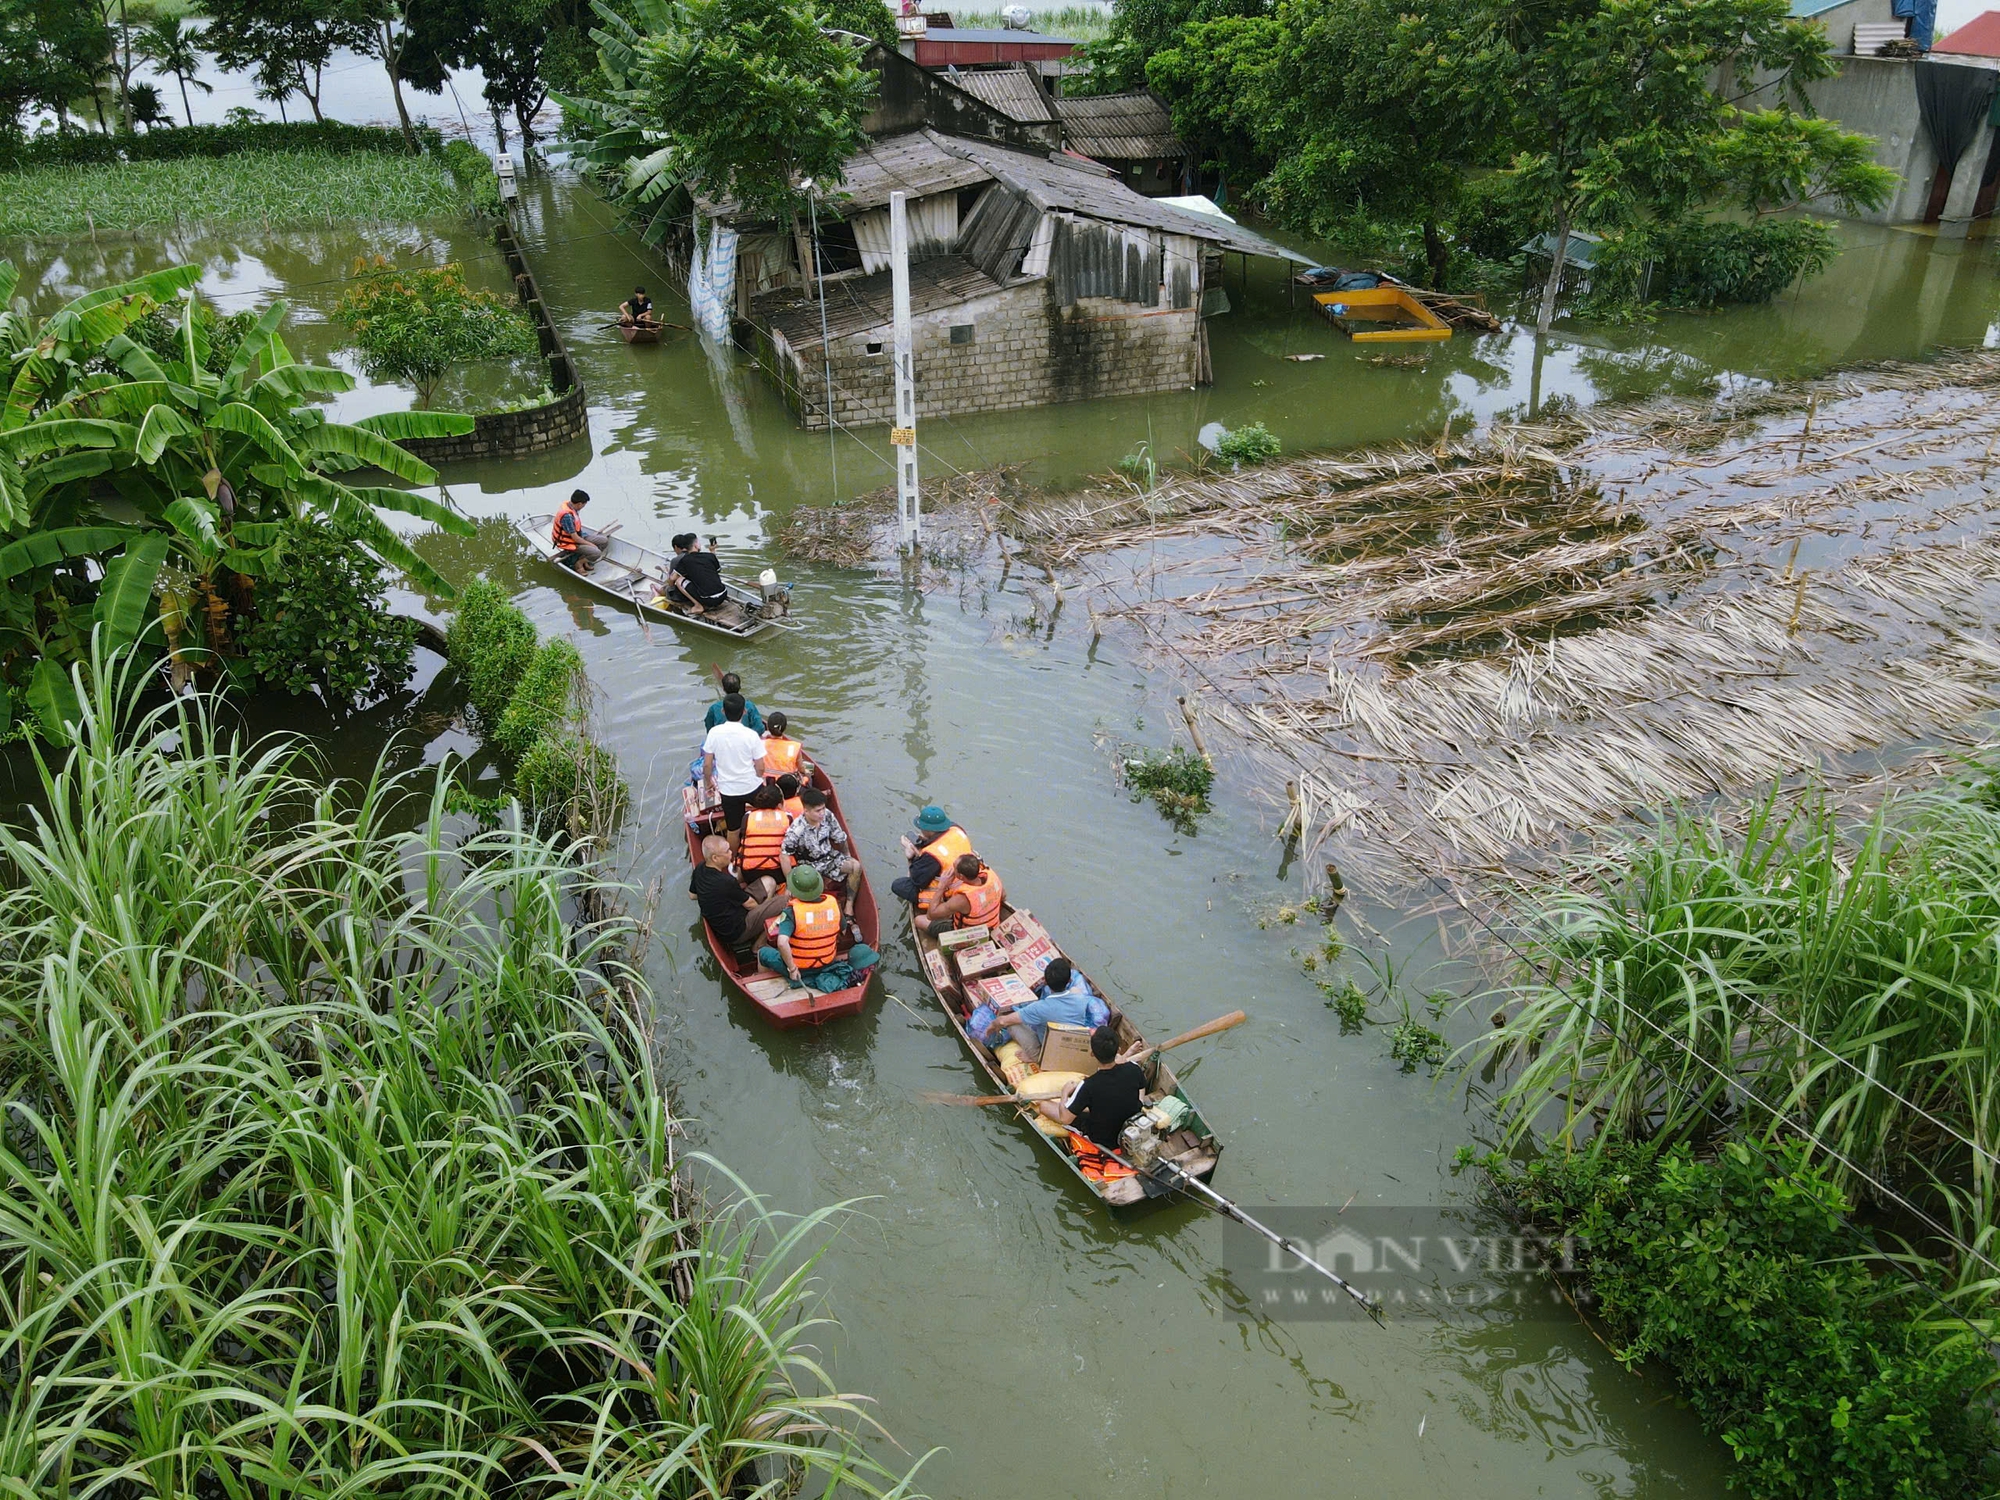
[1068,1130,1137,1184]
[787,895,842,969]
[783,795,804,818]
[960,863,1003,930]
[915,826,972,911]
[551,502,582,551]
[763,735,804,776]
[739,807,790,871]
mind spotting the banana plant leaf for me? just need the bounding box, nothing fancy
[94,533,169,648]
[0,525,142,580]
[25,656,82,745]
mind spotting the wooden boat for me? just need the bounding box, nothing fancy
[618,322,662,344]
[912,902,1222,1208]
[682,762,880,1027]
[519,516,797,639]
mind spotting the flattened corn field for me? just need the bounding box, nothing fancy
[797,351,2000,893]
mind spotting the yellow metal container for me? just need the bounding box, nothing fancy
[1312,287,1453,343]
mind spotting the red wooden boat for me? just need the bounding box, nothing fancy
[682,760,879,1027]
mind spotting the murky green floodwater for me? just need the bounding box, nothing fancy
[14,166,2000,1496]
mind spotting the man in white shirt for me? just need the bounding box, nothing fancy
[701,692,768,853]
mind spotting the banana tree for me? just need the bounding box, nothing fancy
[0,261,477,735]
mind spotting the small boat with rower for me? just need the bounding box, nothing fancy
[682,764,881,1027]
[912,903,1222,1208]
[519,516,798,640]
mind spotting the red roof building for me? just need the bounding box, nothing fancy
[903,27,1080,67]
[1933,10,2000,55]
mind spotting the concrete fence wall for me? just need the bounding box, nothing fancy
[400,219,591,465]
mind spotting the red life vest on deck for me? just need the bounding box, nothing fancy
[552,502,582,551]
[915,826,972,911]
[960,863,1003,930]
[1067,1130,1137,1184]
[763,735,804,776]
[739,807,791,871]
[787,895,842,969]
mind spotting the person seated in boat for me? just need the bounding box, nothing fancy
[1037,1025,1150,1151]
[736,782,792,893]
[702,692,768,854]
[551,489,607,575]
[891,805,971,913]
[690,833,790,960]
[759,865,879,991]
[979,957,1111,1064]
[780,785,861,924]
[666,533,730,615]
[915,853,1002,935]
[761,711,809,782]
[619,285,659,329]
[702,671,765,733]
[776,772,805,818]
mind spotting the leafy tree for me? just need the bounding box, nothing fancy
[1075,0,1265,97]
[138,15,213,126]
[406,0,590,150]
[203,0,373,123]
[236,517,419,704]
[0,0,111,135]
[0,259,475,737]
[128,79,168,128]
[1397,0,1844,335]
[820,0,895,49]
[1715,108,1899,219]
[335,259,541,407]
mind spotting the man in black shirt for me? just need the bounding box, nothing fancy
[688,834,787,955]
[667,533,729,614]
[1039,1026,1148,1150]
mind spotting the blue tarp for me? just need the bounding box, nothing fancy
[1893,0,1939,49]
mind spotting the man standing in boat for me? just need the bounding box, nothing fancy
[618,285,659,329]
[551,489,609,575]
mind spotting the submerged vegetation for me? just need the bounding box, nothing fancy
[0,150,466,237]
[336,258,541,408]
[0,670,926,1498]
[1121,742,1215,832]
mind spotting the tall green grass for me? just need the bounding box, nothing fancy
[0,150,463,237]
[0,660,928,1498]
[951,4,1113,39]
[1480,772,2000,1292]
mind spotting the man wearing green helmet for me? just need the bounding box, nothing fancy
[759,865,878,989]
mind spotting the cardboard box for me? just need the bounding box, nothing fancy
[921,946,957,995]
[951,941,1013,979]
[1040,1021,1096,1075]
[937,925,989,953]
[996,910,1049,950]
[1007,935,1061,985]
[970,974,1036,1011]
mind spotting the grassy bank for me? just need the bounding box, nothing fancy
[0,149,464,236]
[0,669,925,1497]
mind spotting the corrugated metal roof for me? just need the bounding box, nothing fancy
[918,27,1080,43]
[947,65,1057,123]
[930,131,1313,263]
[759,255,1005,346]
[1935,11,2000,54]
[826,131,991,214]
[1054,91,1185,160]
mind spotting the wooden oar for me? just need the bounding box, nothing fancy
[921,1010,1248,1105]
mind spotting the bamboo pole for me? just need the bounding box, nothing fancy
[1178,693,1212,768]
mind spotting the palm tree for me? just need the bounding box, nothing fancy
[138,17,212,126]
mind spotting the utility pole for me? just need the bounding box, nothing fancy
[889,191,921,552]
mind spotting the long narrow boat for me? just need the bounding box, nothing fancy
[912,903,1222,1208]
[682,761,880,1027]
[519,516,798,640]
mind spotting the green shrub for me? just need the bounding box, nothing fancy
[237,521,418,705]
[1215,422,1280,467]
[1590,218,1839,311]
[1477,1139,1999,1500]
[0,121,435,171]
[441,138,504,216]
[1123,743,1216,833]
[446,578,538,724]
[336,259,540,408]
[127,302,260,376]
[517,731,627,828]
[1450,173,1540,266]
[493,637,585,759]
[1322,976,1369,1031]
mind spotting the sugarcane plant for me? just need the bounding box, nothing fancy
[0,258,476,739]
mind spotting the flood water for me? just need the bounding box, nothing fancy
[14,143,2000,1496]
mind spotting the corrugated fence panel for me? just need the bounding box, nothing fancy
[957,183,1043,284]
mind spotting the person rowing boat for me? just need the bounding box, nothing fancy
[619,285,660,330]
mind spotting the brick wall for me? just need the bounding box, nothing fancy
[766,281,1200,430]
[400,220,591,465]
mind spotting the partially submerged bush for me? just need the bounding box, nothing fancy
[518,730,627,830]
[335,258,539,407]
[446,578,538,724]
[236,520,418,705]
[1123,743,1215,833]
[1215,422,1280,467]
[1589,218,1838,311]
[441,138,504,216]
[493,636,586,758]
